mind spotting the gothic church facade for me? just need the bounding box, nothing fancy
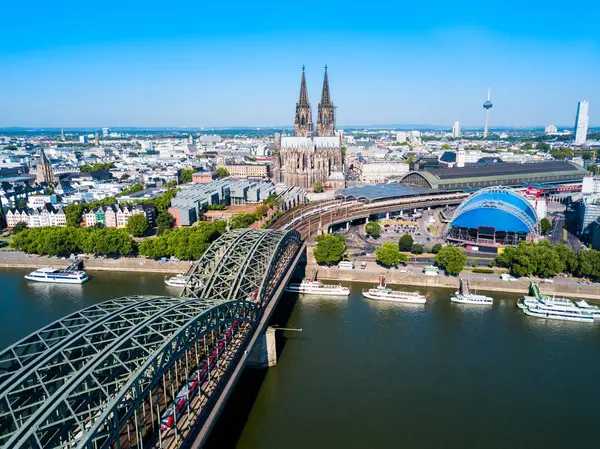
[274,67,344,189]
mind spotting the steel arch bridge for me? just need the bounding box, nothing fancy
[0,229,302,449]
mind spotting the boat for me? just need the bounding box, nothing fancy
[164,274,188,288]
[25,266,89,284]
[521,297,594,323]
[285,271,350,296]
[423,265,439,277]
[362,274,427,303]
[451,278,493,305]
[576,300,600,318]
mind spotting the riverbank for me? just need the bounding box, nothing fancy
[0,250,188,274]
[308,264,600,300]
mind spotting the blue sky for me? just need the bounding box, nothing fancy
[1,0,598,128]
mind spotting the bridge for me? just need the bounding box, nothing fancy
[0,229,302,449]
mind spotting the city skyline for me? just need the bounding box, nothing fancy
[1,1,599,128]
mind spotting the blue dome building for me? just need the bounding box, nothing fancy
[447,187,539,248]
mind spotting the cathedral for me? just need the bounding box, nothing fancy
[273,66,344,190]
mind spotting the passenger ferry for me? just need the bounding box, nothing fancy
[285,277,350,296]
[423,265,440,276]
[164,274,188,288]
[362,274,427,303]
[521,297,594,323]
[24,267,89,284]
[450,278,493,305]
[576,300,600,318]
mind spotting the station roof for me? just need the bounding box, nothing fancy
[335,184,431,202]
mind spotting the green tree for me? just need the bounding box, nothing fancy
[313,234,346,266]
[216,167,229,179]
[587,164,599,175]
[119,183,144,196]
[441,143,452,150]
[179,169,194,184]
[399,234,414,252]
[540,217,552,235]
[536,142,551,152]
[555,244,577,273]
[375,242,408,267]
[365,222,381,236]
[15,198,28,208]
[164,180,177,188]
[126,214,149,237]
[156,212,174,236]
[11,222,27,235]
[411,243,424,254]
[64,203,86,227]
[229,213,257,229]
[313,181,324,193]
[3,144,18,151]
[431,243,443,254]
[575,249,600,279]
[435,246,467,275]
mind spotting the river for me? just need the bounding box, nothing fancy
[1,268,599,448]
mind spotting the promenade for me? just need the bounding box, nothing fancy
[0,250,188,274]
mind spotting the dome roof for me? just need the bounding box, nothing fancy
[450,187,538,234]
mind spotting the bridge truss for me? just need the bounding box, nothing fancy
[0,229,301,449]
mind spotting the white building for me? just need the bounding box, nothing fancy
[102,128,110,137]
[574,100,589,145]
[452,121,461,138]
[79,136,88,144]
[396,132,408,143]
[360,162,410,184]
[545,124,558,134]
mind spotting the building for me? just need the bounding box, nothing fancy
[447,187,539,249]
[36,149,56,184]
[574,100,589,145]
[192,171,218,183]
[545,124,558,134]
[483,87,493,138]
[359,162,410,184]
[576,176,600,238]
[396,132,408,143]
[222,163,271,180]
[399,161,588,190]
[590,218,600,250]
[102,128,110,137]
[273,66,343,189]
[4,206,66,228]
[452,121,461,138]
[79,136,88,144]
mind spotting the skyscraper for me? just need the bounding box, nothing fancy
[452,121,461,138]
[574,100,589,145]
[483,87,493,138]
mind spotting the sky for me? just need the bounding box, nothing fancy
[0,0,599,129]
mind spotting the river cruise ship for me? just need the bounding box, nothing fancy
[285,278,350,296]
[451,278,493,305]
[521,297,594,323]
[362,274,427,304]
[164,274,188,288]
[576,300,600,318]
[24,267,89,284]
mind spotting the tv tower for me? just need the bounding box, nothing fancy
[483,87,493,138]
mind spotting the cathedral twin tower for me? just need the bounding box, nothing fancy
[294,65,335,138]
[274,66,343,190]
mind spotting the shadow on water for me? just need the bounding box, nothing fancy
[204,261,305,449]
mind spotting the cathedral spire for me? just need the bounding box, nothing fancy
[317,65,335,137]
[294,66,313,137]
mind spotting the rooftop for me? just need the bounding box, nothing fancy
[336,183,430,202]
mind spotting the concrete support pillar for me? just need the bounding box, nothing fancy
[365,216,369,224]
[346,221,350,230]
[386,212,390,219]
[247,327,277,368]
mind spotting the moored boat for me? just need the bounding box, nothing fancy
[164,274,188,288]
[451,278,493,305]
[362,274,427,304]
[25,267,89,284]
[285,278,350,296]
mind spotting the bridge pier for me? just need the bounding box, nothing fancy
[247,327,277,368]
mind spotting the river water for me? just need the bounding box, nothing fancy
[1,268,599,449]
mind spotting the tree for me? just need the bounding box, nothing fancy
[164,180,177,188]
[119,183,144,196]
[587,164,599,175]
[313,181,324,193]
[179,169,194,184]
[536,142,551,152]
[441,143,452,150]
[11,222,27,235]
[126,214,149,237]
[15,198,28,208]
[375,242,408,267]
[156,212,174,235]
[555,244,577,274]
[229,213,257,229]
[3,144,18,151]
[431,243,443,254]
[540,217,552,235]
[411,243,424,254]
[313,234,346,266]
[216,167,229,179]
[435,246,467,275]
[65,203,86,227]
[399,234,414,252]
[120,173,130,181]
[365,222,381,237]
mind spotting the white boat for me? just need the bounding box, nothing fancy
[362,274,427,303]
[522,298,594,323]
[285,278,350,296]
[450,278,493,305]
[423,265,439,276]
[24,267,89,284]
[576,300,600,318]
[164,274,188,288]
